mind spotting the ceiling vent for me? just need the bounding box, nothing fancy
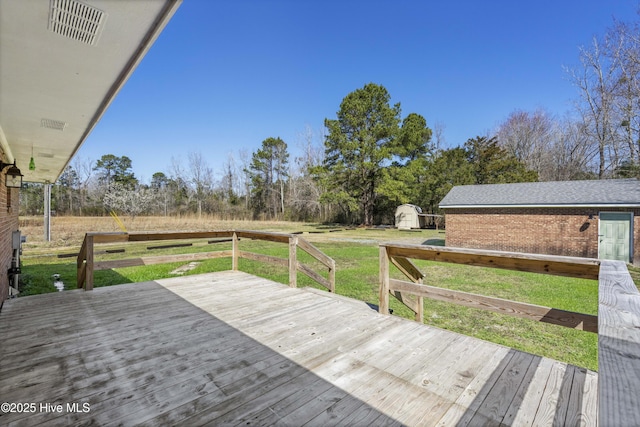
[41,118,67,131]
[48,0,106,46]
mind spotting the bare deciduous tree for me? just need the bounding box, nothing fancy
[72,155,95,214]
[549,118,598,180]
[433,120,447,152]
[220,153,239,205]
[609,19,640,165]
[187,151,214,218]
[566,34,626,177]
[497,109,558,180]
[288,125,325,221]
[237,149,251,210]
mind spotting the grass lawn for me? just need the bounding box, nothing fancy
[18,226,602,371]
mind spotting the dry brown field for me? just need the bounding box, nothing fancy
[19,216,316,249]
[18,215,439,254]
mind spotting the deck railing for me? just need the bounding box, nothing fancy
[379,243,600,331]
[77,230,335,293]
[379,242,640,426]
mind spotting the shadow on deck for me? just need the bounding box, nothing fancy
[0,271,596,426]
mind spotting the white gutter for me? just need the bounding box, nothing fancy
[0,125,14,162]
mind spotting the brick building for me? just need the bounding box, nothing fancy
[0,1,180,307]
[439,179,640,265]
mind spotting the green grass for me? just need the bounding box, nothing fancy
[19,232,604,371]
[323,244,599,371]
[628,265,640,286]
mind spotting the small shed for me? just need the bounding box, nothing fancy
[395,204,426,229]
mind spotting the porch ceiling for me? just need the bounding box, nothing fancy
[0,0,181,183]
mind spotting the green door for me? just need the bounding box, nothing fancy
[599,212,632,262]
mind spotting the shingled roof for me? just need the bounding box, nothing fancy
[439,179,640,208]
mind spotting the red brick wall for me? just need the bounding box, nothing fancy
[445,207,640,265]
[0,172,20,305]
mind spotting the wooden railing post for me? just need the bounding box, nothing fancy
[329,259,336,293]
[85,234,94,291]
[232,231,238,271]
[415,294,424,323]
[379,245,390,315]
[77,235,87,289]
[289,235,297,288]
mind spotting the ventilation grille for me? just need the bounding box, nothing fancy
[48,0,106,45]
[41,118,67,131]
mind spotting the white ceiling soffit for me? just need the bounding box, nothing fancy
[0,0,182,183]
[48,0,107,46]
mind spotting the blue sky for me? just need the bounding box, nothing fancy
[77,0,639,184]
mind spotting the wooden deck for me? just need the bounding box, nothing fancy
[0,271,597,426]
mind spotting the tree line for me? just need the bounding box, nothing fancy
[18,90,537,225]
[20,13,640,224]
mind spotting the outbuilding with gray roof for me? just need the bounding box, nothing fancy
[439,179,639,265]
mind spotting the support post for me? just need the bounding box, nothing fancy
[329,260,336,293]
[44,183,51,242]
[232,231,238,271]
[415,296,424,322]
[289,235,297,288]
[85,235,94,291]
[379,245,390,315]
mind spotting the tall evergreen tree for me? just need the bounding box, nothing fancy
[396,113,434,162]
[378,113,434,215]
[247,137,289,218]
[93,154,137,189]
[55,165,80,214]
[323,83,401,225]
[464,136,538,184]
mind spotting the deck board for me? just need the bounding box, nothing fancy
[0,271,597,426]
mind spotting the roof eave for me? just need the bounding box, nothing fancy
[59,0,183,181]
[439,204,640,209]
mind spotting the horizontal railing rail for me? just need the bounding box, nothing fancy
[379,243,600,332]
[77,230,335,293]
